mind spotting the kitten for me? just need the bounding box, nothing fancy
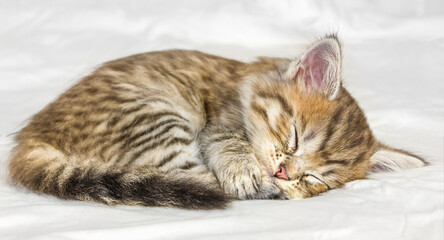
[8,35,426,209]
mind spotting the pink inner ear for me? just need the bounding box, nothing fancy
[301,46,328,91]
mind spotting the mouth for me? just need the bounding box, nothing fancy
[274,164,289,180]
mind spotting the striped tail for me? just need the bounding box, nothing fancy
[9,145,229,209]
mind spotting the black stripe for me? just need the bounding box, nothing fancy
[257,92,293,116]
[341,108,358,138]
[61,167,82,197]
[164,137,193,148]
[325,159,348,165]
[123,114,148,130]
[94,106,124,114]
[209,135,235,143]
[332,106,345,123]
[126,137,192,166]
[103,111,188,151]
[299,114,307,134]
[85,87,98,95]
[111,112,188,145]
[101,111,186,142]
[123,111,188,130]
[251,102,268,122]
[109,84,135,93]
[122,104,146,115]
[71,135,80,145]
[71,107,122,121]
[71,119,101,131]
[352,152,367,166]
[345,135,365,150]
[165,72,188,87]
[73,111,87,118]
[44,165,65,194]
[251,100,285,145]
[154,65,188,87]
[98,95,137,104]
[156,151,181,167]
[61,91,79,99]
[130,124,191,149]
[274,117,288,147]
[126,119,182,146]
[107,116,121,128]
[321,169,335,177]
[303,131,316,142]
[366,135,375,149]
[106,63,134,73]
[126,137,171,165]
[318,107,345,152]
[179,162,198,170]
[51,117,67,124]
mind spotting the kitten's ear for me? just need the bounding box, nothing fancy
[288,36,342,100]
[369,144,427,172]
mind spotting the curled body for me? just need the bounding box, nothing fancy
[9,35,426,209]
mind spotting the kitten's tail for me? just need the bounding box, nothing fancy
[8,143,229,210]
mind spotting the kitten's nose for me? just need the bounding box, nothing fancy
[275,165,289,180]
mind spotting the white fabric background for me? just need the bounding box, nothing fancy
[0,0,443,239]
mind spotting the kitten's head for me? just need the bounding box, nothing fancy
[241,35,426,199]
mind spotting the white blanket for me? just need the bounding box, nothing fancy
[1,1,443,239]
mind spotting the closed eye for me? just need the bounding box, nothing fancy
[293,126,298,153]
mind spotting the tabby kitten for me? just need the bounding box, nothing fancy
[9,35,426,209]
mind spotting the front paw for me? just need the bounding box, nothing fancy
[217,159,288,200]
[218,160,262,199]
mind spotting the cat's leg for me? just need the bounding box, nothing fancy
[151,138,223,192]
[110,108,228,207]
[200,125,288,200]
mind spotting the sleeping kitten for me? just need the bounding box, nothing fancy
[8,35,426,209]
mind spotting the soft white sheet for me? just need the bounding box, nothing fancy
[1,1,443,239]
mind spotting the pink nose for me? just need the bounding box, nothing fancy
[275,165,289,180]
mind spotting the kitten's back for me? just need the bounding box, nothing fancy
[9,50,242,209]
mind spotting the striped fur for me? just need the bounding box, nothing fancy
[9,35,426,208]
